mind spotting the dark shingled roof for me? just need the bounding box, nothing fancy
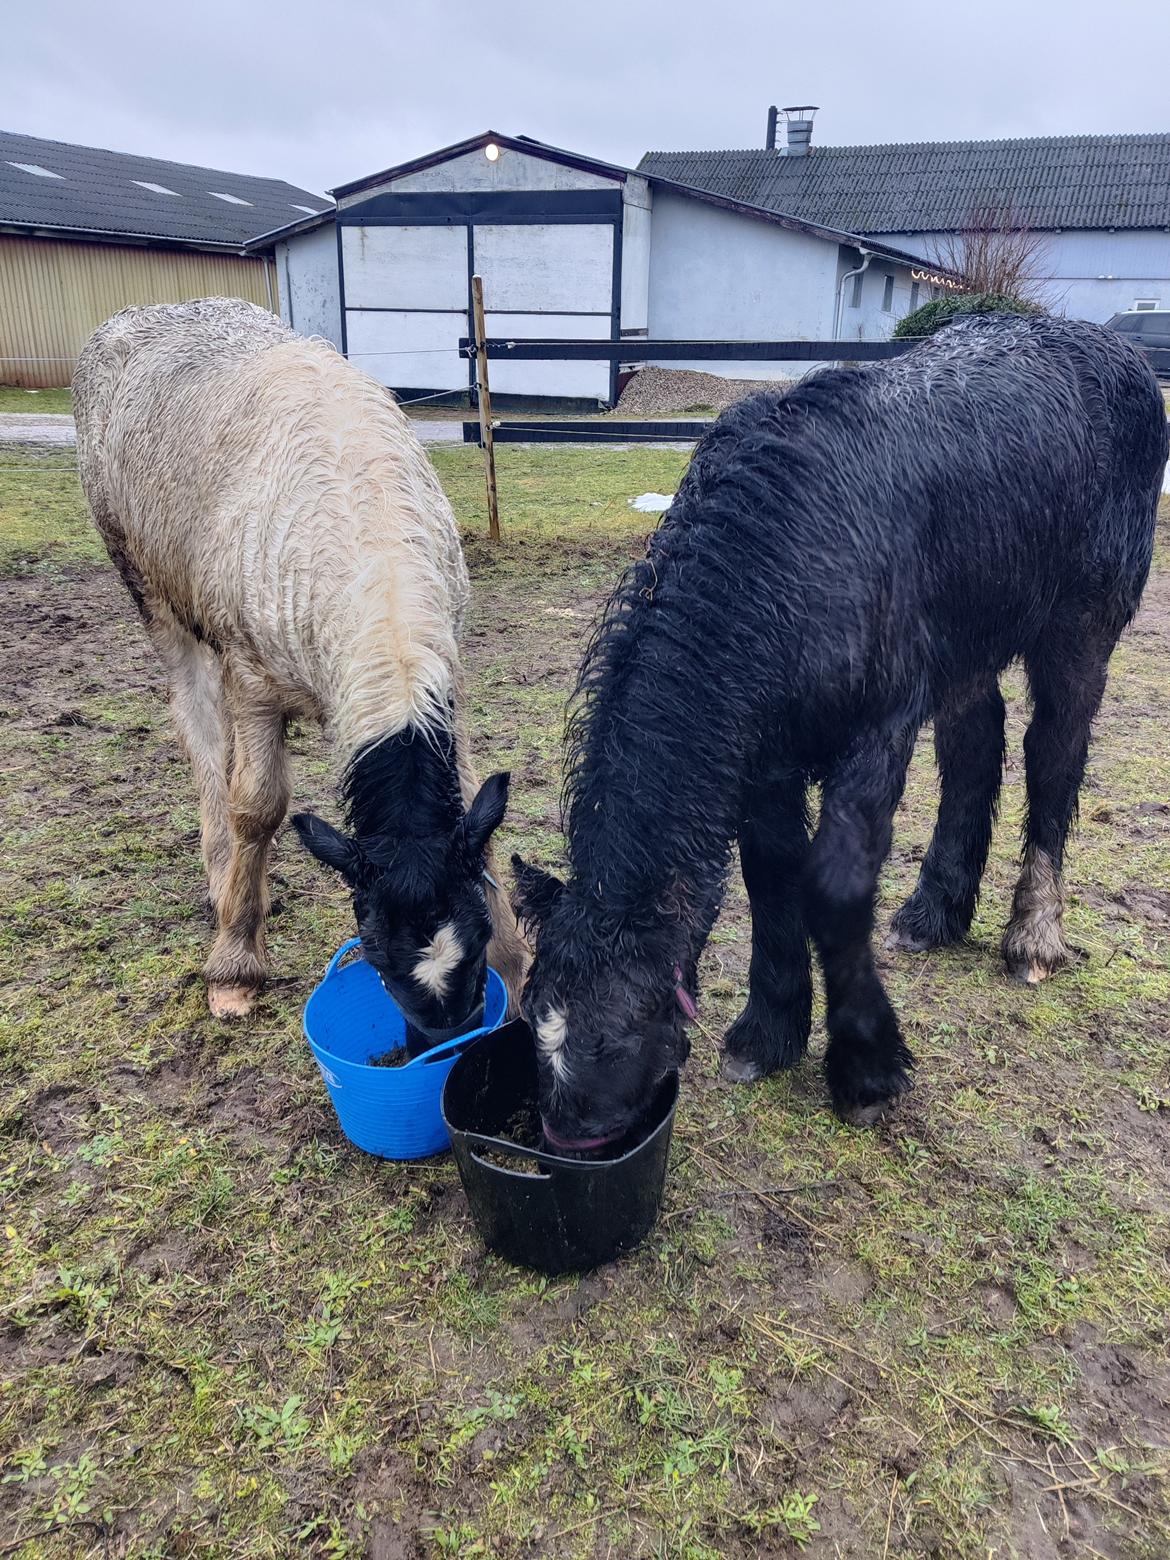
[638,135,1170,234]
[0,129,331,249]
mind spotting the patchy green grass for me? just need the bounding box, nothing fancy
[0,446,106,576]
[1,446,1168,1558]
[0,386,74,415]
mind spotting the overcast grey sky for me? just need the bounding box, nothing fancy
[5,0,1168,197]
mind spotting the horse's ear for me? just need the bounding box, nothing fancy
[291,812,365,884]
[511,854,565,937]
[464,772,510,857]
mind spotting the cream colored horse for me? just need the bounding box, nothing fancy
[75,299,526,1020]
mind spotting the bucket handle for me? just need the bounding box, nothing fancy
[460,1131,565,1174]
[323,937,363,980]
[415,1026,491,1067]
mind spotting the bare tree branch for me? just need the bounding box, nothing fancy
[930,203,1051,303]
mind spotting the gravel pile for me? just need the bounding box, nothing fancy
[615,366,795,417]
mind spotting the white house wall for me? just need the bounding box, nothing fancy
[835,248,927,342]
[276,225,342,349]
[648,193,844,377]
[871,229,1170,322]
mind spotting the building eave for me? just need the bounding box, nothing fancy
[0,219,261,255]
[243,206,337,251]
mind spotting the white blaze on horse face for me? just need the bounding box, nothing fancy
[413,922,463,998]
[536,1007,570,1083]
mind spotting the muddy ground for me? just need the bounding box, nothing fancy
[1,448,1168,1558]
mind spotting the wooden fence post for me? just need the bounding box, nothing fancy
[471,275,501,542]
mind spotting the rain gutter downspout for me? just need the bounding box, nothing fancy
[834,247,874,344]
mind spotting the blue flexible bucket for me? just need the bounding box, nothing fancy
[303,938,508,1160]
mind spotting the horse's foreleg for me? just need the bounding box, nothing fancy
[451,694,530,1012]
[721,773,812,1082]
[805,720,918,1125]
[205,664,289,1019]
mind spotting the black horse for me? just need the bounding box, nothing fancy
[514,314,1168,1146]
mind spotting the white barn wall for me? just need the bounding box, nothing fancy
[333,146,628,399]
[344,309,467,390]
[276,225,341,349]
[346,146,620,199]
[484,312,611,398]
[341,224,468,309]
[620,176,652,333]
[474,223,613,312]
[1037,231,1170,320]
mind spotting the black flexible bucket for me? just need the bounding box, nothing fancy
[441,1020,679,1275]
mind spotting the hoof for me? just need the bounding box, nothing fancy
[825,1038,915,1127]
[836,1067,917,1129]
[207,982,259,1019]
[1003,942,1076,987]
[884,925,932,954]
[1007,958,1051,986]
[720,1050,766,1085]
[887,894,968,953]
[841,1098,895,1128]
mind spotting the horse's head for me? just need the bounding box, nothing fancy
[293,773,510,1042]
[511,855,692,1154]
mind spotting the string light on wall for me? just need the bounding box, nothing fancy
[911,267,965,292]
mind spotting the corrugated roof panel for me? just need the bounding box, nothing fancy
[639,134,1170,232]
[0,129,331,247]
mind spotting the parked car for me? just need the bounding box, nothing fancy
[1104,310,1170,374]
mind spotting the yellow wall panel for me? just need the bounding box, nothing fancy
[0,237,278,386]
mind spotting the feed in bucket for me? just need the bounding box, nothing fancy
[442,1020,679,1274]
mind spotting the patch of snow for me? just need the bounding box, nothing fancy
[630,492,674,513]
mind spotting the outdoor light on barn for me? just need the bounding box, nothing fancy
[484,141,500,161]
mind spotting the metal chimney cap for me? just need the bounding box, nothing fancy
[781,105,819,118]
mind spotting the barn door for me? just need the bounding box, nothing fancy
[340,211,618,401]
[340,224,470,391]
[471,222,615,401]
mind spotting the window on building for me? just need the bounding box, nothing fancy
[1134,298,1160,311]
[882,274,895,312]
[850,272,864,308]
[910,281,920,311]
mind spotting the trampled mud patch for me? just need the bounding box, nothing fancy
[2,504,1170,1557]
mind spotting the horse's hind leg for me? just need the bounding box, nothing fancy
[889,681,1006,951]
[721,773,812,1082]
[205,659,290,1018]
[150,616,232,913]
[1003,624,1114,984]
